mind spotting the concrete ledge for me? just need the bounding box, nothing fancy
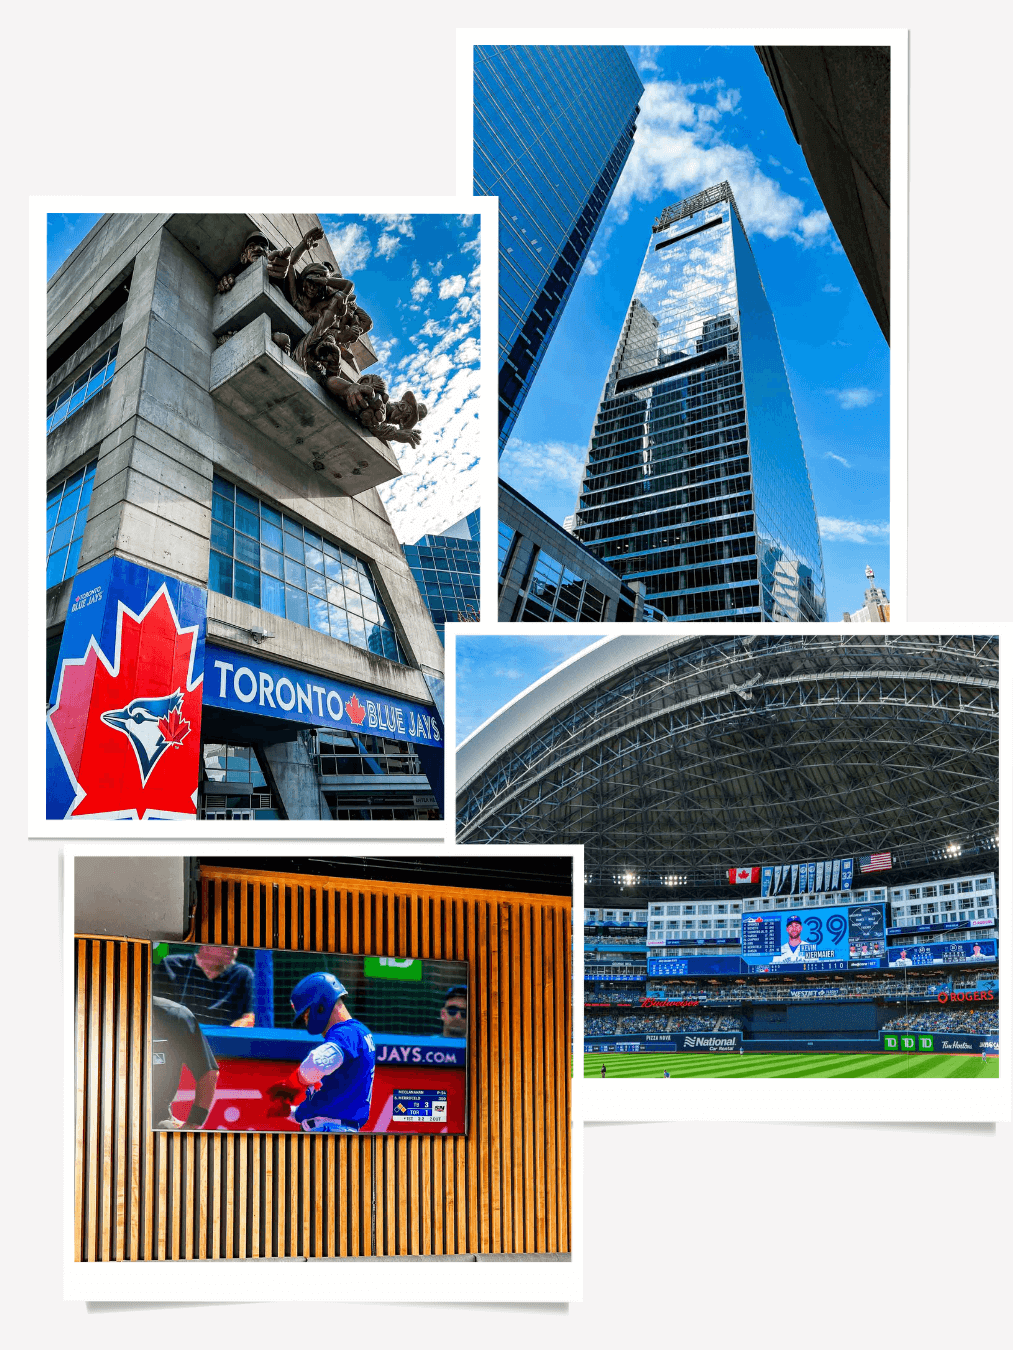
[212,257,310,347]
[210,314,402,495]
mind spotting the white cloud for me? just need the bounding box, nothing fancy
[608,78,837,249]
[326,223,371,274]
[366,213,414,237]
[824,451,851,468]
[410,259,420,277]
[461,232,481,256]
[456,336,480,364]
[822,282,841,293]
[637,45,661,72]
[499,438,587,495]
[438,274,467,300]
[411,277,432,301]
[376,364,482,543]
[819,517,890,544]
[831,387,880,410]
[375,231,401,260]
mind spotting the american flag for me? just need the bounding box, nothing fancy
[859,852,892,873]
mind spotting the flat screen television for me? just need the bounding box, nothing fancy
[150,943,469,1135]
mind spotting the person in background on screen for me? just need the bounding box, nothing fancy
[151,996,219,1129]
[153,945,255,1026]
[439,984,468,1038]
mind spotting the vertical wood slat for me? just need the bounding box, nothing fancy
[73,870,571,1262]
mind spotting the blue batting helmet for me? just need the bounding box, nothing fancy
[290,972,348,1035]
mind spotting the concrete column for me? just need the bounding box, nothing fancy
[260,731,328,820]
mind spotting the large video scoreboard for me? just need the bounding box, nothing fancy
[740,901,887,971]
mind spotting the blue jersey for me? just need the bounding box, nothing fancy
[293,1018,376,1127]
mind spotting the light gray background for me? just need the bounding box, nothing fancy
[10,0,1009,1339]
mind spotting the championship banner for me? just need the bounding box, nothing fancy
[47,558,207,820]
[760,857,854,896]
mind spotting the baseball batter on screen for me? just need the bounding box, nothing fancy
[265,972,376,1133]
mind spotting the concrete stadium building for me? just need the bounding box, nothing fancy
[46,213,446,822]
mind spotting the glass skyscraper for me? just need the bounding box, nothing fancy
[403,510,481,643]
[573,182,827,622]
[474,45,644,453]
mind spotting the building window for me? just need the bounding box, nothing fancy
[498,521,516,583]
[202,742,267,787]
[209,474,407,665]
[318,733,421,778]
[324,792,439,821]
[200,742,277,818]
[47,343,118,434]
[46,459,97,589]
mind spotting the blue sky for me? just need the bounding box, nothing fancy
[456,634,599,743]
[498,45,890,619]
[48,213,481,545]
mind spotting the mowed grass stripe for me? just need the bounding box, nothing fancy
[584,1053,1000,1079]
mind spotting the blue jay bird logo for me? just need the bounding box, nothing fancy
[100,690,191,785]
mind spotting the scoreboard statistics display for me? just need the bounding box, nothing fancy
[740,901,887,971]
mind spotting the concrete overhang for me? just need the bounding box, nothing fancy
[169,213,376,371]
[210,313,402,495]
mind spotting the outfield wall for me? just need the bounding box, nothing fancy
[585,1032,999,1055]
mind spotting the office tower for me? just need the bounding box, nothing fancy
[843,565,890,623]
[474,45,644,453]
[46,213,445,821]
[573,182,827,622]
[403,509,481,643]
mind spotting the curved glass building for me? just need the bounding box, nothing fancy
[573,182,827,621]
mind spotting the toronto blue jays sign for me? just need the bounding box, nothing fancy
[202,644,443,746]
[47,559,207,819]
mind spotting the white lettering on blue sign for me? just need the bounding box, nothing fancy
[234,667,257,702]
[214,660,233,697]
[204,646,440,746]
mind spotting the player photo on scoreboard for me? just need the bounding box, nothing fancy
[150,943,469,1135]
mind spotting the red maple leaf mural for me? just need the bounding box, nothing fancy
[48,588,204,819]
[345,693,367,726]
[158,707,191,746]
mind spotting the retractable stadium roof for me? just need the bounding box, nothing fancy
[457,634,998,886]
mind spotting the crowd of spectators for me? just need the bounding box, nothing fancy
[584,934,648,947]
[882,1007,998,1034]
[643,975,975,1003]
[585,1012,743,1035]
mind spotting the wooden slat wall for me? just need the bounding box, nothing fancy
[73,867,571,1260]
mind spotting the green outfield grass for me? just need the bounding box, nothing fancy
[585,1051,1000,1079]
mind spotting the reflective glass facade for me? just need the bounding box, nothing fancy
[402,509,481,643]
[208,473,408,664]
[474,45,643,453]
[574,183,826,622]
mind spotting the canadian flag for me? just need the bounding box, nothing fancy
[728,867,760,885]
